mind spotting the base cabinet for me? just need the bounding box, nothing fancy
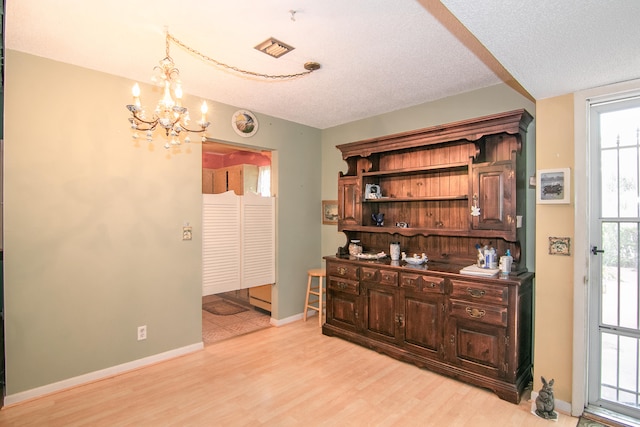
[362,282,401,344]
[326,262,361,333]
[323,257,533,404]
[401,273,445,359]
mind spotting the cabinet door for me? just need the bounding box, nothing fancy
[213,168,228,194]
[445,302,508,379]
[338,176,360,227]
[472,162,515,232]
[226,165,245,195]
[326,277,360,332]
[362,283,401,344]
[403,293,443,358]
[202,168,215,194]
[400,273,446,359]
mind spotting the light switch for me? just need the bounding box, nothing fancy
[516,215,523,228]
[182,226,192,240]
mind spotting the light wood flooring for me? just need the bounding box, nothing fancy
[0,319,579,426]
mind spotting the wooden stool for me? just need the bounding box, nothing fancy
[303,268,327,326]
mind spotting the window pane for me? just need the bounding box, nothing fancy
[602,149,619,218]
[602,332,618,387]
[619,147,639,218]
[619,336,638,393]
[602,222,619,326]
[620,223,639,329]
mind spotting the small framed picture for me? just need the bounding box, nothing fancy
[537,168,570,204]
[322,200,338,225]
[549,237,571,256]
[231,110,259,137]
[365,184,381,199]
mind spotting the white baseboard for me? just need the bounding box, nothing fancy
[270,311,326,327]
[270,312,304,327]
[4,342,204,407]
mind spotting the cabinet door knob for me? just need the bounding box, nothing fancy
[465,306,486,318]
[467,288,485,298]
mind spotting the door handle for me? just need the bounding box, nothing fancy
[591,246,605,255]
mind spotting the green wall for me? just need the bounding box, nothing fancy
[3,50,321,397]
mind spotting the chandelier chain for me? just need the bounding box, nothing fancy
[166,32,314,80]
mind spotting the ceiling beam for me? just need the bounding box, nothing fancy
[419,0,535,103]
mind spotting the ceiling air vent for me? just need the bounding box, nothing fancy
[254,37,295,58]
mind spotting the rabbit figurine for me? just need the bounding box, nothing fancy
[535,377,557,420]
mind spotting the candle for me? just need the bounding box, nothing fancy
[132,83,141,107]
[200,101,208,122]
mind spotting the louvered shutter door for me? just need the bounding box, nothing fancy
[202,191,241,296]
[241,192,275,289]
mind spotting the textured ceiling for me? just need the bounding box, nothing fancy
[440,0,640,101]
[6,1,640,129]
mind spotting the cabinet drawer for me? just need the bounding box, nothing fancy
[328,277,360,295]
[400,273,445,294]
[328,263,359,280]
[449,299,507,327]
[450,280,508,305]
[361,267,398,286]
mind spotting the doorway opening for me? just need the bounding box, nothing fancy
[201,140,274,345]
[587,95,640,423]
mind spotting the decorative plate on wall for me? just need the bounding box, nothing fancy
[231,110,259,137]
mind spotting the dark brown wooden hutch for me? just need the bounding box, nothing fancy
[323,109,534,403]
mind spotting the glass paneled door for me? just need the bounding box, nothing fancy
[589,96,640,420]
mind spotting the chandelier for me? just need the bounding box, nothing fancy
[127,30,321,149]
[127,32,210,149]
[127,29,320,148]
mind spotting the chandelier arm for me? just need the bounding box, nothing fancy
[180,125,208,134]
[131,115,159,127]
[167,32,315,80]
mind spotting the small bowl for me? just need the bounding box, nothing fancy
[402,253,428,265]
[404,257,427,265]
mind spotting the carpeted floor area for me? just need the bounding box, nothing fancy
[202,294,271,345]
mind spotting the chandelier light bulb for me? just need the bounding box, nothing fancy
[161,81,174,109]
[200,101,208,125]
[131,83,141,107]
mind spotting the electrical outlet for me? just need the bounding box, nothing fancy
[137,325,147,341]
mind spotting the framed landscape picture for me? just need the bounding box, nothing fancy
[322,200,338,224]
[537,168,570,204]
